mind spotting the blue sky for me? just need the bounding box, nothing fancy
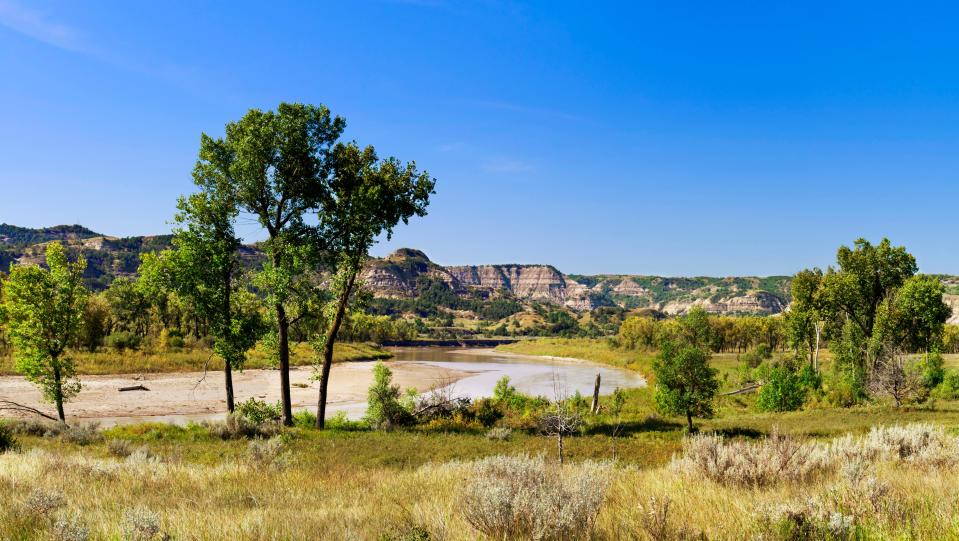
[1,1,957,276]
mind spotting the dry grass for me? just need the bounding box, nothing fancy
[2,424,959,539]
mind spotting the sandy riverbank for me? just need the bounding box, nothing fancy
[0,361,472,424]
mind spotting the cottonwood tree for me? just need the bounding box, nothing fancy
[313,142,434,428]
[167,176,263,412]
[200,102,344,425]
[540,375,584,464]
[788,268,826,372]
[2,242,87,422]
[652,341,718,431]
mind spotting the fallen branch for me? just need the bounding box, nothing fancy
[721,383,762,396]
[0,399,59,421]
[118,385,150,392]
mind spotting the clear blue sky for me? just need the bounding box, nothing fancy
[1,1,957,276]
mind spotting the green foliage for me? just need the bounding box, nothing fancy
[106,331,142,352]
[893,275,952,352]
[652,342,719,429]
[2,242,88,420]
[932,370,959,400]
[756,362,809,412]
[0,424,19,453]
[739,344,773,368]
[365,362,415,429]
[235,398,283,425]
[917,351,945,389]
[472,398,504,428]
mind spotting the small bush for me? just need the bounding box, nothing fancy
[246,437,287,469]
[106,331,141,352]
[472,398,504,428]
[107,439,134,457]
[235,397,283,425]
[485,427,512,441]
[52,513,91,541]
[674,431,829,487]
[864,424,959,466]
[756,364,809,412]
[205,413,280,440]
[325,410,367,431]
[61,423,101,446]
[0,424,20,453]
[25,488,65,516]
[292,409,317,428]
[459,455,612,540]
[365,362,415,429]
[121,506,163,541]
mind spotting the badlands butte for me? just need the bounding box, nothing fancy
[3,223,959,320]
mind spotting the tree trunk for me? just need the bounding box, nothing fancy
[557,431,565,465]
[224,361,235,413]
[317,269,357,429]
[813,322,822,373]
[686,410,693,432]
[591,373,601,414]
[52,362,65,423]
[223,266,235,413]
[276,302,293,426]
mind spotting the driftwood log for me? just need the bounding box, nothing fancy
[0,399,59,421]
[118,385,150,392]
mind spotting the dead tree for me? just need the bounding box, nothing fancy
[590,373,601,414]
[540,373,584,464]
[868,342,923,407]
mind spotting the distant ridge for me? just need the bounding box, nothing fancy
[1,225,956,321]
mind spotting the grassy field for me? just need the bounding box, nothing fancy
[5,407,959,539]
[5,338,959,538]
[0,342,390,376]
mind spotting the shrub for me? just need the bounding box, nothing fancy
[0,423,20,453]
[205,413,280,440]
[24,488,65,516]
[458,455,612,540]
[365,362,415,429]
[246,437,287,469]
[918,351,945,389]
[756,364,808,412]
[121,506,163,541]
[325,411,367,431]
[52,513,90,541]
[107,439,134,457]
[472,398,504,428]
[235,397,283,425]
[485,427,512,441]
[739,344,772,368]
[674,431,829,487]
[933,370,959,399]
[106,331,141,351]
[863,424,959,466]
[293,409,317,428]
[61,423,101,446]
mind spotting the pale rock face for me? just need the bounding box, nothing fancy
[659,291,787,316]
[359,249,959,321]
[612,278,648,296]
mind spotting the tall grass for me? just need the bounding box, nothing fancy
[3,423,959,539]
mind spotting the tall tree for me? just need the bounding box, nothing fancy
[892,274,951,353]
[314,142,434,428]
[788,268,825,371]
[2,242,87,422]
[168,176,263,412]
[821,238,917,340]
[200,103,344,425]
